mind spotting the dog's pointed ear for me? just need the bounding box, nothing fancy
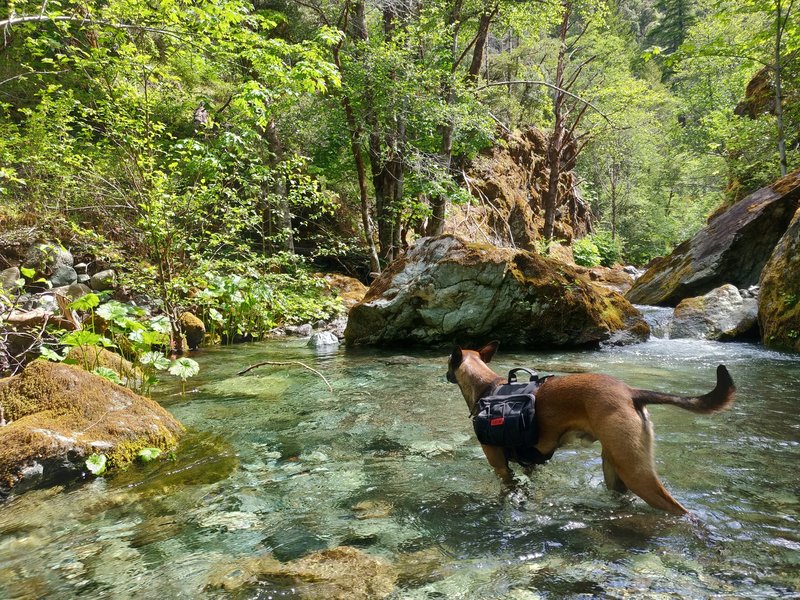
[478,341,499,363]
[449,346,463,368]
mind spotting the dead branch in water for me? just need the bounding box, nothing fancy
[237,360,333,393]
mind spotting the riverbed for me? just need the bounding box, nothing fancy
[1,338,798,598]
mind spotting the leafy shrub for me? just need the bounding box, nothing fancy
[572,237,601,267]
[588,230,623,267]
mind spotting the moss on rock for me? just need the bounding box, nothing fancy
[0,361,183,496]
[759,207,800,352]
[345,235,648,348]
[66,345,142,386]
[180,311,206,350]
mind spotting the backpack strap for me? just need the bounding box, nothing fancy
[507,368,538,383]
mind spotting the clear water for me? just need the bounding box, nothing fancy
[1,339,799,599]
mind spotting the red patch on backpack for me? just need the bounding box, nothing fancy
[490,417,505,426]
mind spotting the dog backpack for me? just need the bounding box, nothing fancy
[472,368,550,448]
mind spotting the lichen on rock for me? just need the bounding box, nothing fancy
[0,361,183,497]
[345,235,648,348]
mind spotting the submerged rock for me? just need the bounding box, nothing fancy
[627,169,800,306]
[668,284,758,340]
[345,235,648,348]
[0,361,183,497]
[759,206,800,352]
[207,546,397,598]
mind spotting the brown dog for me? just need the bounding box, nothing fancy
[447,341,735,514]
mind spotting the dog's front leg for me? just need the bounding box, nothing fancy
[481,444,513,484]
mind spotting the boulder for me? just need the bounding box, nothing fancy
[23,242,73,276]
[179,311,205,350]
[307,331,340,350]
[575,265,636,295]
[345,235,648,348]
[322,273,368,309]
[50,265,77,287]
[626,169,800,306]
[759,207,800,352]
[207,546,397,598]
[445,127,593,250]
[0,267,20,292]
[285,324,313,337]
[668,284,758,340]
[89,269,116,291]
[66,346,144,387]
[0,361,183,496]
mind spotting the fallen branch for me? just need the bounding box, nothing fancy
[237,360,333,392]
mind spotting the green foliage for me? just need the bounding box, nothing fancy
[85,453,108,476]
[573,237,602,267]
[588,230,623,267]
[137,447,162,462]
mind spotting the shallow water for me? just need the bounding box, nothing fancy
[1,338,799,599]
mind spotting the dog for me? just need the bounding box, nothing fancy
[447,341,735,514]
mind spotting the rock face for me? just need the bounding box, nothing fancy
[444,127,592,250]
[345,235,648,348]
[759,207,800,352]
[668,284,758,340]
[0,361,183,496]
[626,169,800,306]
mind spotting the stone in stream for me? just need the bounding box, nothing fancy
[0,361,183,497]
[345,235,648,348]
[668,284,758,341]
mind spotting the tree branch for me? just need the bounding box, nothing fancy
[237,360,333,392]
[476,80,611,122]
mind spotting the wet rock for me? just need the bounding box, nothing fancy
[0,361,183,497]
[308,331,339,349]
[179,311,205,350]
[352,500,394,520]
[207,546,397,598]
[77,274,91,286]
[759,206,800,352]
[627,169,800,305]
[575,265,636,295]
[89,269,116,291]
[0,267,20,292]
[65,282,92,299]
[286,323,313,337]
[50,265,77,287]
[73,262,88,274]
[668,284,758,341]
[345,235,648,348]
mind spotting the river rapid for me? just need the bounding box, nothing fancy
[1,337,798,598]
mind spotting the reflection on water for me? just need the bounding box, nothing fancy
[1,339,799,598]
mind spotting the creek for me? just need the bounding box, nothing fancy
[0,337,798,598]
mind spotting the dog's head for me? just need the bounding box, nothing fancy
[446,340,499,384]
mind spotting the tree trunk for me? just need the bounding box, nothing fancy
[775,0,788,176]
[264,118,293,253]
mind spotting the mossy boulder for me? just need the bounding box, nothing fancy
[627,169,800,306]
[0,361,183,497]
[345,235,648,348]
[759,207,800,352]
[180,311,206,350]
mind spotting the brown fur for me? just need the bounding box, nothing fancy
[447,341,735,514]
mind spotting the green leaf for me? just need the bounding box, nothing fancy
[60,330,102,347]
[139,351,171,370]
[150,315,172,334]
[20,267,35,279]
[68,293,100,311]
[92,367,122,384]
[168,357,200,381]
[85,453,107,476]
[40,346,66,362]
[137,447,162,462]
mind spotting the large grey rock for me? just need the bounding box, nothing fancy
[627,170,800,306]
[89,269,116,291]
[23,242,73,276]
[669,284,758,340]
[0,266,20,292]
[50,265,78,287]
[345,235,649,348]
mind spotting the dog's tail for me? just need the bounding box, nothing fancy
[632,365,735,414]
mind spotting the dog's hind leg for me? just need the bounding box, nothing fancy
[481,444,514,484]
[601,448,627,493]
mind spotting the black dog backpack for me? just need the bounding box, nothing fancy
[472,368,551,448]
